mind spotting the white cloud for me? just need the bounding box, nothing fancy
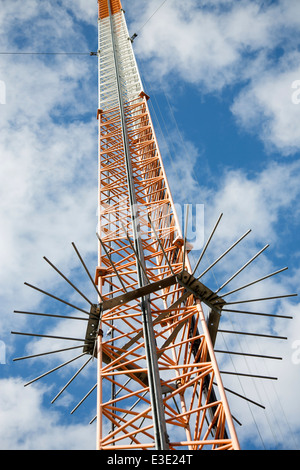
[0,377,96,450]
[0,1,100,450]
[63,0,98,24]
[0,119,98,331]
[125,0,300,154]
[200,160,300,246]
[0,1,98,334]
[231,53,300,155]
[129,0,240,91]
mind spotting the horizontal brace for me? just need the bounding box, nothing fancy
[101,274,177,311]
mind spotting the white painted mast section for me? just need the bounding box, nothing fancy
[98,10,143,111]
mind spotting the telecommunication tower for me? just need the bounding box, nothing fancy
[94,0,241,449]
[13,0,296,451]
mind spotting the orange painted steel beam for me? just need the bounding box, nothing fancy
[96,93,240,450]
[95,2,240,450]
[98,0,122,19]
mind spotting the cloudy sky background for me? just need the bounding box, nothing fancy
[0,0,300,450]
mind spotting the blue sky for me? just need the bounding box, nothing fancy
[0,0,300,450]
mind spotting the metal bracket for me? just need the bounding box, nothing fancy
[84,270,227,357]
[83,304,103,355]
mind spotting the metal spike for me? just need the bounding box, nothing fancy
[197,229,252,281]
[13,345,89,362]
[24,353,88,387]
[192,213,223,276]
[72,242,104,302]
[51,356,93,404]
[71,383,97,414]
[214,350,282,360]
[213,382,266,409]
[213,244,269,295]
[220,267,289,299]
[220,371,278,380]
[24,282,90,316]
[11,331,93,343]
[222,308,293,319]
[43,256,94,306]
[218,329,287,340]
[225,293,297,305]
[14,310,89,322]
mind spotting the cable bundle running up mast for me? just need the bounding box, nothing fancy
[12,0,297,451]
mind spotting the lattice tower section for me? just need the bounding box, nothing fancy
[95,0,240,451]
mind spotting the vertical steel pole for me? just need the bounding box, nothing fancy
[97,330,103,450]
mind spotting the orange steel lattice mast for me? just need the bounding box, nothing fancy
[94,0,240,451]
